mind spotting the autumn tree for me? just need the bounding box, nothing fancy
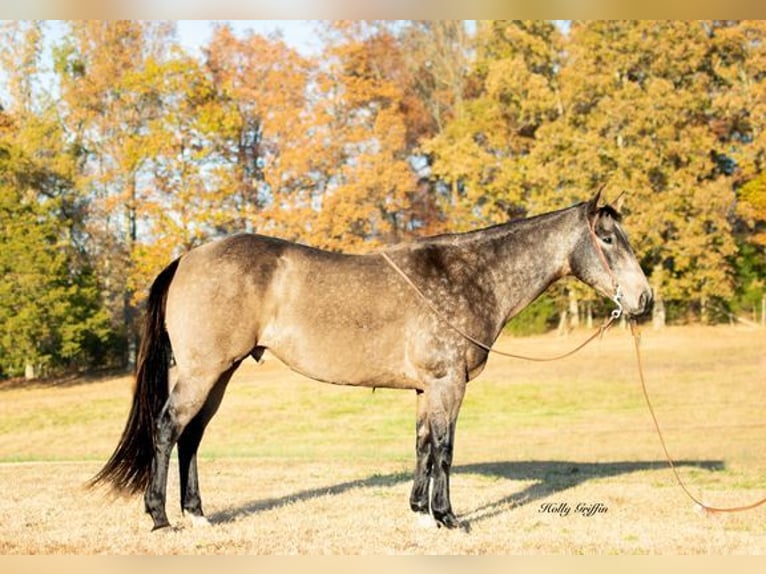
[545,21,738,323]
[485,21,739,325]
[0,21,112,377]
[287,21,415,250]
[53,21,177,363]
[397,21,472,144]
[423,20,764,325]
[5,18,766,382]
[119,50,217,298]
[200,25,318,241]
[385,20,475,235]
[118,25,322,302]
[423,20,565,230]
[706,20,766,321]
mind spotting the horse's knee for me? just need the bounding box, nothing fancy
[411,397,435,512]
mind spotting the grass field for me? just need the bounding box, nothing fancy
[0,324,764,554]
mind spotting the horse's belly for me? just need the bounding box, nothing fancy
[261,328,421,391]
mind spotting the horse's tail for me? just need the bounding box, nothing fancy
[89,258,180,495]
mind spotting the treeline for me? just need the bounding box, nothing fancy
[0,20,764,378]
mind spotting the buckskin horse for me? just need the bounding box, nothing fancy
[91,190,652,530]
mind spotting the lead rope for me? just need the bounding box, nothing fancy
[629,319,766,514]
[380,251,619,362]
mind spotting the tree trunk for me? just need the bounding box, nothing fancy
[652,291,666,330]
[651,267,666,330]
[557,309,568,337]
[568,289,580,330]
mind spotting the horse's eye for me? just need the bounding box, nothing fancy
[601,235,613,245]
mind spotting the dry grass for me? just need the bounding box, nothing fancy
[0,324,764,554]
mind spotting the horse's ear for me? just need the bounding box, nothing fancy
[613,191,626,213]
[587,187,605,217]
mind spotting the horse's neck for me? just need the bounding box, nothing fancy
[450,205,583,329]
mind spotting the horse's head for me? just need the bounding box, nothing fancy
[571,190,653,319]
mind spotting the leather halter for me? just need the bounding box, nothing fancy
[587,213,624,320]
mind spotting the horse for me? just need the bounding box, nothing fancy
[90,190,652,530]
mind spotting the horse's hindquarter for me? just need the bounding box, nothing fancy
[165,235,287,377]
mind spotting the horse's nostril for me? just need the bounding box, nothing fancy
[639,289,653,312]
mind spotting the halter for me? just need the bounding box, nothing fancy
[586,214,623,320]
[611,286,624,320]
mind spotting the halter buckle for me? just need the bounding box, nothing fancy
[611,284,624,320]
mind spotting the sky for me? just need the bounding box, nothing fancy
[175,20,323,57]
[0,20,324,105]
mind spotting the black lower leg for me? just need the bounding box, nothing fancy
[144,404,179,530]
[178,420,204,517]
[430,423,459,529]
[410,414,433,514]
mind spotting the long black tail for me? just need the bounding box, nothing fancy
[89,258,180,495]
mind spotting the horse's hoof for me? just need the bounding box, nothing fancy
[414,512,438,529]
[434,511,460,529]
[151,520,171,532]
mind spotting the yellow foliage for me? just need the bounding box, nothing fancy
[739,175,766,245]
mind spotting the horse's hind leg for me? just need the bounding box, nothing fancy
[177,363,239,523]
[144,366,236,530]
[144,400,180,530]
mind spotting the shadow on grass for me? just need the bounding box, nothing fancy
[207,459,723,526]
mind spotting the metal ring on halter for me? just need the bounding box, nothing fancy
[611,284,624,320]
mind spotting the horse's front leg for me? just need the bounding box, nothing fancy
[411,374,466,529]
[429,410,461,528]
[410,390,432,516]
